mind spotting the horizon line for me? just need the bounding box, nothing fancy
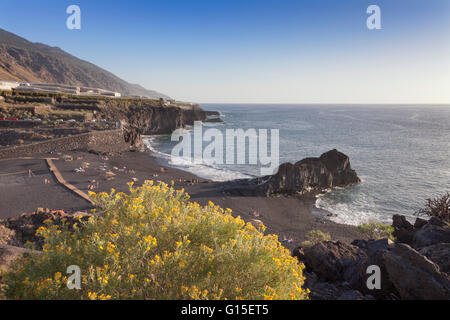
[195,102,450,106]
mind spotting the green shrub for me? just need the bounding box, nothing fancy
[4,181,308,300]
[357,221,395,241]
[301,230,331,248]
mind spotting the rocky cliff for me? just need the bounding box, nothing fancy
[124,105,212,135]
[99,99,214,135]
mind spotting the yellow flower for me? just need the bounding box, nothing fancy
[143,235,157,246]
[178,260,187,267]
[88,292,98,300]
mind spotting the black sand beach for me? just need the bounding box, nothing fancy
[0,150,365,250]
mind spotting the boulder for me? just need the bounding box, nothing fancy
[303,271,343,300]
[350,239,400,299]
[352,238,395,252]
[412,219,450,248]
[392,214,450,249]
[302,241,368,287]
[294,215,450,300]
[362,247,400,299]
[419,243,450,274]
[392,215,415,245]
[303,270,375,300]
[351,239,368,249]
[366,238,395,252]
[383,243,450,300]
[414,218,428,229]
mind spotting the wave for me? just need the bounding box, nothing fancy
[315,193,389,226]
[313,185,418,226]
[143,136,253,182]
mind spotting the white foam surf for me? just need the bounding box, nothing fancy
[143,136,253,182]
[315,193,389,226]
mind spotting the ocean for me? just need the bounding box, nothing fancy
[145,104,450,226]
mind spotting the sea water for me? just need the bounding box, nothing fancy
[146,104,450,226]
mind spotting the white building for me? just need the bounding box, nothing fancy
[100,91,121,98]
[3,80,121,98]
[0,81,21,91]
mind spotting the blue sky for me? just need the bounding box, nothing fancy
[0,0,449,103]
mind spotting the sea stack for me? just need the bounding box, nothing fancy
[262,149,360,196]
[227,149,360,196]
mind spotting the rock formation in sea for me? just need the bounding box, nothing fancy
[226,149,361,196]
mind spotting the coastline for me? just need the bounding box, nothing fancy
[0,148,366,249]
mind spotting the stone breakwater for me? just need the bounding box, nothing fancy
[0,129,131,160]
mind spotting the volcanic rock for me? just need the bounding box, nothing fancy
[227,149,360,196]
[302,241,368,286]
[419,243,450,273]
[383,243,450,300]
[412,218,450,248]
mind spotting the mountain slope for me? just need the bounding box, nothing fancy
[0,29,170,99]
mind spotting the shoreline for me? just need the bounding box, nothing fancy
[145,137,356,222]
[0,148,366,249]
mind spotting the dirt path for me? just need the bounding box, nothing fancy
[45,159,94,205]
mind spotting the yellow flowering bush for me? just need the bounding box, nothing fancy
[4,181,308,300]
